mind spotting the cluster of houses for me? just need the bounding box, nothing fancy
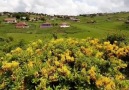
[39,22,70,28]
[3,18,71,29]
[4,18,29,28]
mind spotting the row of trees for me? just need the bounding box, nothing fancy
[12,13,30,21]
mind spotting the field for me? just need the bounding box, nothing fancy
[0,12,129,42]
[0,12,129,89]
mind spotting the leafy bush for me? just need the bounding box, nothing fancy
[0,38,129,90]
[106,33,126,44]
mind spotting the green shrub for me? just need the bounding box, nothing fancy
[106,33,126,44]
[0,38,129,89]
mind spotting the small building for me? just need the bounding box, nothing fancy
[0,12,4,16]
[21,17,27,20]
[40,22,52,28]
[15,22,29,28]
[87,20,96,23]
[125,20,129,24]
[70,17,80,22]
[60,22,70,28]
[4,18,17,23]
[29,17,36,22]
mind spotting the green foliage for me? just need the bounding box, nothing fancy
[106,33,126,44]
[0,38,129,89]
[12,13,30,20]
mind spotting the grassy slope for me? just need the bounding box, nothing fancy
[0,12,129,42]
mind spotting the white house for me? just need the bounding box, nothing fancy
[60,22,70,28]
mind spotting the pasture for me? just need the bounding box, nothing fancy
[0,12,129,42]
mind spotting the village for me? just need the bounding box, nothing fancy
[1,12,129,29]
[0,12,81,29]
[0,11,129,40]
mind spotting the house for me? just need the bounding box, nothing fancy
[70,17,80,22]
[60,22,70,28]
[87,20,96,23]
[29,17,36,22]
[40,22,52,28]
[21,17,27,20]
[125,20,129,24]
[4,18,17,23]
[0,12,4,16]
[15,22,29,28]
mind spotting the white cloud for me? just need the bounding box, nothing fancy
[0,0,129,15]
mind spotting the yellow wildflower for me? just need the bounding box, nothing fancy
[15,47,23,53]
[104,41,110,45]
[96,76,115,89]
[88,67,96,80]
[95,52,103,58]
[28,61,33,68]
[115,74,125,80]
[26,47,33,55]
[32,42,38,48]
[11,61,19,68]
[54,61,60,66]
[58,66,71,76]
[35,49,42,55]
[37,39,43,44]
[65,55,74,62]
[41,68,48,77]
[2,62,12,70]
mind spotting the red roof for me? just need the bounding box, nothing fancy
[16,22,28,26]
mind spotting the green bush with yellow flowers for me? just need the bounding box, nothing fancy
[0,38,129,90]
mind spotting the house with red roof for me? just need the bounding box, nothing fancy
[4,18,17,23]
[15,22,29,28]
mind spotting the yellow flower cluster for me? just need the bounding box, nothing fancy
[58,65,71,77]
[116,47,129,58]
[64,50,74,62]
[41,66,56,78]
[11,47,23,54]
[35,49,42,55]
[88,66,96,80]
[90,38,99,45]
[81,46,93,56]
[41,68,48,78]
[54,60,60,66]
[26,47,33,55]
[115,74,125,80]
[95,52,103,58]
[27,61,34,68]
[110,59,127,70]
[104,41,110,46]
[51,38,64,44]
[96,76,115,90]
[1,38,129,89]
[2,61,19,70]
[58,50,75,63]
[67,38,78,45]
[49,74,58,82]
[101,41,129,59]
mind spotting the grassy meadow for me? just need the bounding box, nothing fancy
[0,12,129,42]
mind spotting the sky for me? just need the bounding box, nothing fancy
[0,0,129,15]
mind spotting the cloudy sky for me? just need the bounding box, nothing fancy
[0,0,129,15]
